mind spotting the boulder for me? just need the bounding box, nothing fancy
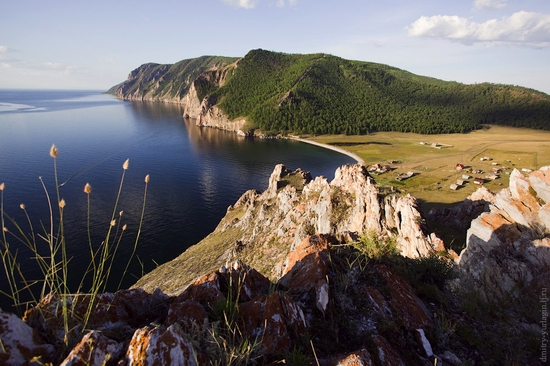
[60,331,123,366]
[0,311,55,365]
[125,324,198,365]
[238,291,307,354]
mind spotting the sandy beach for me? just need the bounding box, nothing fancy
[291,137,365,165]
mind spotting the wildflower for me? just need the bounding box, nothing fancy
[122,224,127,231]
[20,203,25,210]
[49,144,58,158]
[145,174,150,183]
[84,183,92,194]
[0,182,4,191]
[59,199,66,208]
[122,159,129,170]
[110,220,116,227]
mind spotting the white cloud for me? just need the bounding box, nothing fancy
[221,0,259,9]
[408,11,550,48]
[474,0,507,10]
[0,46,8,53]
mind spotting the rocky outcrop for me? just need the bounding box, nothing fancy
[0,234,446,365]
[457,166,550,301]
[133,164,443,295]
[4,167,550,364]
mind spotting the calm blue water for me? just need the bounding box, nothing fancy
[0,89,354,308]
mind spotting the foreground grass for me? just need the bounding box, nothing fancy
[308,125,550,209]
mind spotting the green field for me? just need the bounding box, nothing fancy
[308,125,550,211]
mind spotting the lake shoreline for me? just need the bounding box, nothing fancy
[290,137,365,165]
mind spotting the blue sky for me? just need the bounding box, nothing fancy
[1,0,549,94]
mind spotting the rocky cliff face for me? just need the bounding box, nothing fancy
[457,167,550,302]
[133,163,444,295]
[110,57,252,135]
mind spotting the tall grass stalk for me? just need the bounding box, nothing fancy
[0,145,149,349]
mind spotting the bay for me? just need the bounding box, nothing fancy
[0,89,355,309]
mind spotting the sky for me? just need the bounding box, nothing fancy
[1,0,549,94]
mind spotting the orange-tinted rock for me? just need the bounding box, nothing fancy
[239,291,306,354]
[60,331,123,366]
[176,272,225,308]
[125,324,198,366]
[328,348,376,366]
[279,234,333,294]
[376,265,432,329]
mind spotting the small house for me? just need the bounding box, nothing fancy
[487,173,499,180]
[455,164,465,171]
[461,174,471,180]
[450,184,459,190]
[474,178,484,185]
[522,168,533,173]
[456,179,464,185]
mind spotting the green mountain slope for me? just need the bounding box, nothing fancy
[110,49,550,134]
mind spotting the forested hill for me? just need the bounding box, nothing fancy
[110,49,550,134]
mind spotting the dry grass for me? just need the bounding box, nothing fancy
[308,125,550,208]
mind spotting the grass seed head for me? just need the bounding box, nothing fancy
[59,199,66,208]
[20,203,25,210]
[122,224,127,231]
[110,220,116,227]
[0,182,4,191]
[49,144,59,158]
[145,174,150,183]
[123,159,129,170]
[84,183,92,194]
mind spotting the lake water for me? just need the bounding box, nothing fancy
[0,89,354,308]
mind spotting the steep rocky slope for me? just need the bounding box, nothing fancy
[133,164,444,295]
[1,165,547,365]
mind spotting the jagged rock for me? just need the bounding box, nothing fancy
[371,335,406,366]
[278,234,334,314]
[358,286,392,320]
[219,260,272,303]
[239,291,307,354]
[60,331,123,366]
[164,299,208,332]
[134,164,440,294]
[125,324,198,365]
[458,167,550,301]
[23,289,170,345]
[440,350,463,365]
[0,311,55,365]
[173,272,225,309]
[414,329,433,357]
[376,265,432,329]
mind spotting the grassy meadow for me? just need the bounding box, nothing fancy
[308,125,550,212]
